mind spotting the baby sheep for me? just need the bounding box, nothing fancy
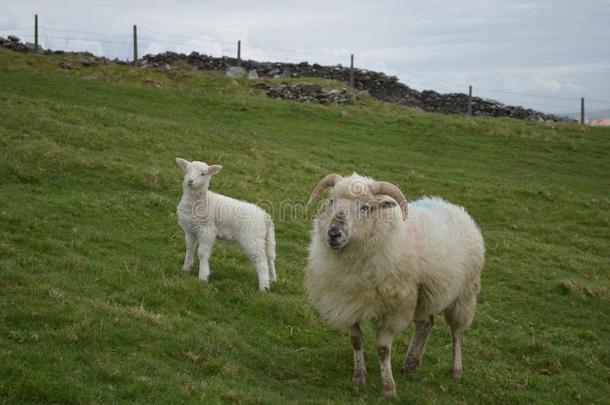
[175,158,276,291]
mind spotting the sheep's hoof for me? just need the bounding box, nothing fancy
[449,369,462,380]
[352,370,367,385]
[182,267,191,272]
[382,382,397,397]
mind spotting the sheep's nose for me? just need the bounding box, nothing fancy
[187,179,194,186]
[328,227,342,240]
[327,227,344,248]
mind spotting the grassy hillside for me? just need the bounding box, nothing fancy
[0,48,608,403]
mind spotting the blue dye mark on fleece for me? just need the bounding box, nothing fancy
[409,198,441,210]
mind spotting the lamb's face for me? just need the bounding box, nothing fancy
[316,178,398,249]
[175,158,222,190]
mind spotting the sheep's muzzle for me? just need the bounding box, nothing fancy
[327,226,346,248]
[326,210,348,248]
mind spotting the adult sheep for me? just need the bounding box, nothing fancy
[305,173,485,396]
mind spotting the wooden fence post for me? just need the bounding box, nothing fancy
[132,25,138,65]
[467,85,473,116]
[237,40,241,65]
[350,54,354,87]
[580,97,585,125]
[34,14,38,51]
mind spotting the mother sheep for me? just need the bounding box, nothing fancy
[305,173,485,396]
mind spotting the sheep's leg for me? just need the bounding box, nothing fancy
[444,294,476,380]
[242,240,271,291]
[450,331,463,380]
[252,257,270,291]
[350,324,367,384]
[197,235,215,282]
[376,329,396,396]
[401,316,434,373]
[265,221,277,284]
[268,257,277,284]
[182,231,197,272]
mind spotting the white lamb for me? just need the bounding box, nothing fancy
[305,173,485,396]
[175,158,276,291]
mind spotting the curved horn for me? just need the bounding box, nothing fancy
[370,181,409,221]
[307,174,343,204]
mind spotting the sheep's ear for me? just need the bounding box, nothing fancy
[208,165,222,176]
[176,158,189,170]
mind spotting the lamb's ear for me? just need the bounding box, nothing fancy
[208,165,222,176]
[176,158,189,170]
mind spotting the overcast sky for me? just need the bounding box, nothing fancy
[2,0,609,115]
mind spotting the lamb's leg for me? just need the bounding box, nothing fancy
[252,257,270,291]
[265,220,277,284]
[350,324,367,384]
[376,328,396,396]
[182,231,197,272]
[241,239,270,291]
[268,257,277,284]
[401,316,434,373]
[197,233,215,282]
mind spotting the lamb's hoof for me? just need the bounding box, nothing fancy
[400,357,419,374]
[182,266,191,272]
[450,369,462,380]
[382,382,397,397]
[352,370,367,385]
[198,276,209,283]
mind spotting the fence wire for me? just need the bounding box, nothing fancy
[1,22,609,116]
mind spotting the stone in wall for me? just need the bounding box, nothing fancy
[252,82,352,105]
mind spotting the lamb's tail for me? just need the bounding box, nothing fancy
[265,216,277,284]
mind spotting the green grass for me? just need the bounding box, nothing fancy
[0,48,608,404]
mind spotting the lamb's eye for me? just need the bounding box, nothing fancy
[361,203,369,212]
[201,173,206,176]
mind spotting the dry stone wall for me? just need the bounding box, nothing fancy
[0,35,574,122]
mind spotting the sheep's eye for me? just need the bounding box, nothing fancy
[329,199,335,205]
[201,173,206,176]
[361,203,369,212]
